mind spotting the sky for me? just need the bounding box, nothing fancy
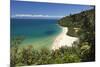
[11,0,94,19]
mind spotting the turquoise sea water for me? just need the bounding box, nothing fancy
[11,19,62,49]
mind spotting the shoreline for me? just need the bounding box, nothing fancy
[52,27,79,50]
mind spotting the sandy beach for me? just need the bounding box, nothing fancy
[52,27,79,50]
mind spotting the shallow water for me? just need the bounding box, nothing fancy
[11,19,62,49]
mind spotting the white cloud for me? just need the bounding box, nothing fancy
[12,14,64,18]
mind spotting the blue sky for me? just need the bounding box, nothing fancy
[11,0,94,19]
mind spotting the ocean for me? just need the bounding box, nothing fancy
[11,19,62,49]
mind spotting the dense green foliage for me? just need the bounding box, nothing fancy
[10,8,95,66]
[11,39,81,66]
[58,8,95,62]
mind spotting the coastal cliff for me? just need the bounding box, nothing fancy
[58,8,95,37]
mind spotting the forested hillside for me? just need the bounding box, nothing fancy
[58,7,95,61]
[58,8,95,37]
